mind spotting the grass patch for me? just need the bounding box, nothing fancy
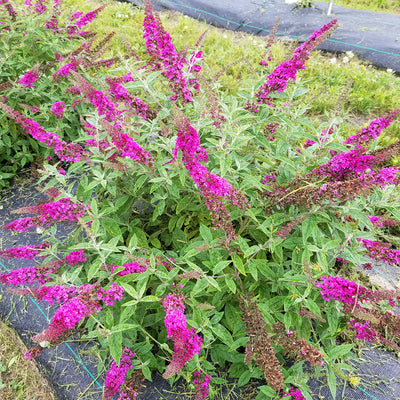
[319,0,400,14]
[0,320,55,400]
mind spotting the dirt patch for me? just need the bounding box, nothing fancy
[0,319,55,400]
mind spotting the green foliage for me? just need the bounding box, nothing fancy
[297,0,314,8]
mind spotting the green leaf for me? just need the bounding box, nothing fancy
[87,258,103,281]
[224,276,236,294]
[108,331,122,366]
[150,237,161,248]
[205,276,221,291]
[237,370,252,387]
[142,365,152,381]
[327,344,354,360]
[152,200,165,221]
[302,214,317,244]
[176,195,192,215]
[257,385,276,398]
[213,260,231,274]
[292,87,309,99]
[199,224,213,243]
[102,217,122,239]
[128,234,138,249]
[111,323,139,333]
[133,174,148,194]
[326,142,349,153]
[212,324,233,346]
[120,282,138,299]
[327,303,340,335]
[141,295,159,302]
[326,363,337,399]
[232,255,246,275]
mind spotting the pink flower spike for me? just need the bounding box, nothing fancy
[0,101,88,163]
[162,292,203,378]
[193,370,211,400]
[18,69,37,88]
[74,5,106,29]
[103,347,135,400]
[282,386,306,400]
[254,20,338,108]
[0,243,50,259]
[50,101,66,120]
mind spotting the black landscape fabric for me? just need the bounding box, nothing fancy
[125,0,400,73]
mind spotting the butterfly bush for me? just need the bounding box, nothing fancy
[248,19,338,109]
[142,0,199,102]
[0,243,50,259]
[193,370,211,400]
[18,68,38,88]
[281,387,306,400]
[50,100,65,119]
[0,250,86,286]
[30,282,123,345]
[103,347,136,400]
[2,1,400,398]
[316,275,400,349]
[162,292,202,378]
[3,197,87,232]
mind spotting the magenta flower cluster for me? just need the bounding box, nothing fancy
[103,347,136,400]
[18,69,37,88]
[254,20,338,107]
[348,320,377,341]
[50,100,66,120]
[316,275,400,346]
[357,238,400,265]
[171,113,248,239]
[73,72,123,121]
[304,126,335,148]
[4,198,87,232]
[366,215,400,228]
[162,293,202,378]
[313,147,376,181]
[262,173,277,185]
[53,58,80,79]
[105,75,155,120]
[173,115,248,207]
[110,262,148,276]
[0,243,50,259]
[0,101,88,163]
[31,282,124,345]
[344,108,400,148]
[316,275,400,309]
[193,370,211,400]
[74,5,106,29]
[0,249,87,286]
[281,386,306,400]
[102,120,154,167]
[143,3,196,102]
